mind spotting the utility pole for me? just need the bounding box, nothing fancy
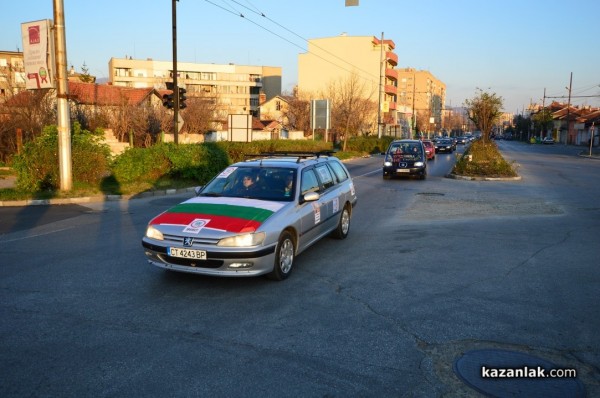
[377,32,384,138]
[565,72,572,145]
[172,0,179,144]
[53,0,72,190]
[411,72,416,138]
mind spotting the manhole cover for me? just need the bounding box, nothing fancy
[453,349,585,397]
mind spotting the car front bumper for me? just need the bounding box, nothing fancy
[141,238,277,277]
[383,166,426,177]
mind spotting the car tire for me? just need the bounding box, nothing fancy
[331,205,351,239]
[267,231,295,281]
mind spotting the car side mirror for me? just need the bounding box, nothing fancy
[302,191,320,203]
[194,186,203,196]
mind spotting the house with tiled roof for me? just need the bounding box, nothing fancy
[68,82,161,107]
[549,102,600,145]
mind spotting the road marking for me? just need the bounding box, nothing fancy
[0,227,75,243]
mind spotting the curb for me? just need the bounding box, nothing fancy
[0,187,197,207]
[445,173,522,181]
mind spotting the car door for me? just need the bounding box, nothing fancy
[297,167,328,251]
[314,163,339,233]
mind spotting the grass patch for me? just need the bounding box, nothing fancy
[452,140,518,178]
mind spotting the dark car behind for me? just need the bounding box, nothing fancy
[382,139,427,180]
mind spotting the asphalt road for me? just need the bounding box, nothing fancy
[1,141,599,397]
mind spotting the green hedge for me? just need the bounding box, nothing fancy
[11,123,111,192]
[10,134,390,194]
[111,142,230,184]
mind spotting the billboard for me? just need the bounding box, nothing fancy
[21,19,55,89]
[310,99,330,130]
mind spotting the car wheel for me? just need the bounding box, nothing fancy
[331,205,351,239]
[267,231,295,281]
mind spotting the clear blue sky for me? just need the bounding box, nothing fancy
[2,0,599,114]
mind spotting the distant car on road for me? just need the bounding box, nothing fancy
[422,140,435,160]
[456,136,468,145]
[542,136,555,144]
[434,138,455,153]
[382,139,427,180]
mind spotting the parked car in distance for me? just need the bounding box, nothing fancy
[542,136,555,144]
[142,152,358,281]
[422,140,435,160]
[434,138,455,153]
[382,139,427,180]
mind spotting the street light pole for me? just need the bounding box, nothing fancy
[53,0,72,190]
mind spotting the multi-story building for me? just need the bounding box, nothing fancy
[0,51,26,102]
[298,34,399,135]
[108,57,282,121]
[397,68,446,136]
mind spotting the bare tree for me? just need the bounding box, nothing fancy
[325,73,376,150]
[281,91,311,134]
[0,89,56,162]
[181,91,219,135]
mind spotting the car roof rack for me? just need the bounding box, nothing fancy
[244,151,337,163]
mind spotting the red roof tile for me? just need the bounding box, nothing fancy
[68,82,155,106]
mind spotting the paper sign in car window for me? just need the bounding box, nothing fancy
[217,167,237,178]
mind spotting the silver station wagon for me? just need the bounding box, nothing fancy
[142,152,357,280]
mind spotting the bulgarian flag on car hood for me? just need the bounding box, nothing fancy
[149,197,285,234]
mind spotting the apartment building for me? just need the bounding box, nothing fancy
[397,68,446,134]
[298,34,399,133]
[0,51,26,102]
[108,57,282,120]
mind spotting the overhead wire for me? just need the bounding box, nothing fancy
[204,0,381,86]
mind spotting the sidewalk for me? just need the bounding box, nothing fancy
[0,175,16,189]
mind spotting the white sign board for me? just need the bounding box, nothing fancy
[21,19,54,89]
[228,114,253,142]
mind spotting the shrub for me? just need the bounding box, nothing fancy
[452,140,517,177]
[111,142,231,186]
[11,123,111,192]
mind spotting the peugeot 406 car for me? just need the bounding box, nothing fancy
[382,139,427,179]
[142,152,357,281]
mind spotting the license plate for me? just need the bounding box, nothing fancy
[168,247,207,260]
[397,169,409,173]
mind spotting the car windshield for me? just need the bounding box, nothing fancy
[199,166,296,201]
[388,143,422,160]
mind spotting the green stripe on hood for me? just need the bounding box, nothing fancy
[169,202,274,223]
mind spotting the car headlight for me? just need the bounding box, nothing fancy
[384,161,392,167]
[218,232,266,247]
[146,225,164,240]
[414,162,424,167]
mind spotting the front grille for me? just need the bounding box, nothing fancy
[163,234,219,246]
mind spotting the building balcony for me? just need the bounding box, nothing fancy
[384,84,397,96]
[386,52,398,66]
[385,68,398,81]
